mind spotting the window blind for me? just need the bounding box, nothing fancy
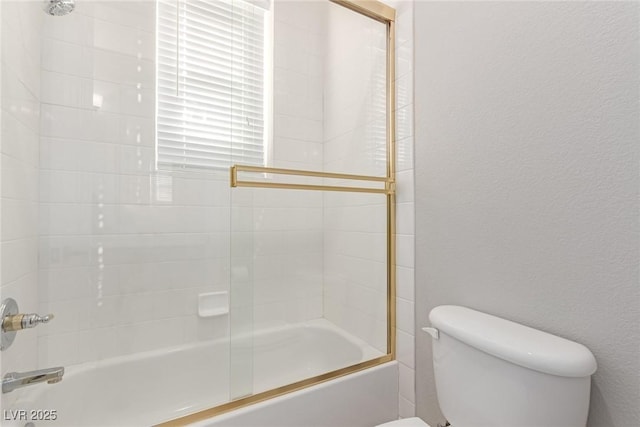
[157,0,267,171]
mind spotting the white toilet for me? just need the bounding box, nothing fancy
[378,305,597,427]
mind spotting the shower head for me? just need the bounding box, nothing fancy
[43,0,75,16]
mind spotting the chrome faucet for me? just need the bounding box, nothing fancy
[2,367,64,393]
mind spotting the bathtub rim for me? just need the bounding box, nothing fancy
[188,360,400,427]
[155,353,395,427]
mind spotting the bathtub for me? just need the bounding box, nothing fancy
[5,320,398,427]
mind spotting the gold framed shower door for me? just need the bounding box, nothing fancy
[157,0,396,425]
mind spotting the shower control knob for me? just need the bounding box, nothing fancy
[0,298,52,351]
[2,313,55,332]
[22,313,54,329]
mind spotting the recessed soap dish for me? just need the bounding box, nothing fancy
[198,291,229,318]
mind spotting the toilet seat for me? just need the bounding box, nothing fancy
[375,417,430,427]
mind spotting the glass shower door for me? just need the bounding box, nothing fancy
[225,0,392,406]
[229,186,255,400]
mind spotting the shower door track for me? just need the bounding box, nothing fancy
[157,0,396,425]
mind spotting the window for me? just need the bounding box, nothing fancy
[156,0,269,171]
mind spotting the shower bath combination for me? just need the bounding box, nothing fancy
[1,0,399,425]
[43,0,75,16]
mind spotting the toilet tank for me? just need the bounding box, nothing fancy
[427,306,597,427]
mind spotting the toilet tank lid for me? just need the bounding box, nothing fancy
[429,305,597,378]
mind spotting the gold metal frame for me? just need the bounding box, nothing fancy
[157,1,395,425]
[231,164,392,194]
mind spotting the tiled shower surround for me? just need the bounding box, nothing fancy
[2,0,415,417]
[37,0,328,366]
[1,0,44,384]
[38,0,227,364]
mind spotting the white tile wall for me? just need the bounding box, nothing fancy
[36,2,235,367]
[1,0,44,409]
[35,0,330,369]
[387,0,416,418]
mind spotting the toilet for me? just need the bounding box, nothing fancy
[377,305,597,427]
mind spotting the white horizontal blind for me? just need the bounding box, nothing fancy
[157,0,266,170]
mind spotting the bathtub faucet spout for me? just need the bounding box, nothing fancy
[2,366,64,393]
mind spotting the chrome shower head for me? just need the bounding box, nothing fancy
[43,0,75,16]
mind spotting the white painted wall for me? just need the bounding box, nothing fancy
[414,2,639,426]
[0,0,44,408]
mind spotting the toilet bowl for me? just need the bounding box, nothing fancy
[376,417,430,427]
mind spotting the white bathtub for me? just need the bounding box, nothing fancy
[5,320,397,427]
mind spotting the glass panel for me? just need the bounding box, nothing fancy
[324,2,388,177]
[229,185,387,396]
[229,186,255,400]
[226,0,391,399]
[270,0,388,177]
[323,191,389,357]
